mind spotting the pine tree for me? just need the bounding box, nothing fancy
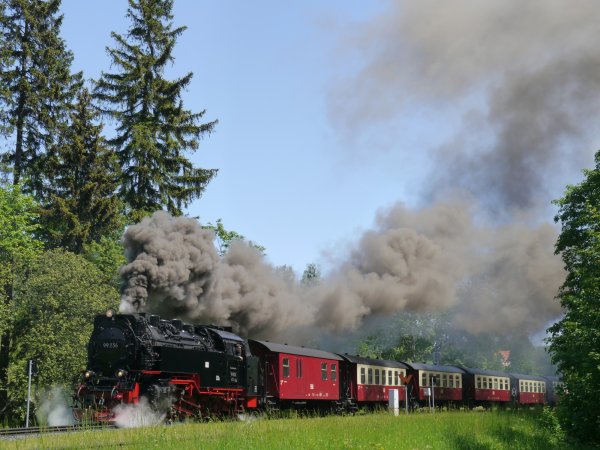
[94,0,217,220]
[0,0,81,190]
[38,88,124,253]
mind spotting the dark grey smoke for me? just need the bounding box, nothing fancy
[119,206,563,338]
[329,0,600,211]
[120,212,308,338]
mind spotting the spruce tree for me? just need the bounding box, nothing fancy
[39,88,124,253]
[95,0,217,220]
[0,0,81,190]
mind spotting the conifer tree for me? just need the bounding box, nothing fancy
[39,88,124,253]
[0,0,81,190]
[95,0,217,220]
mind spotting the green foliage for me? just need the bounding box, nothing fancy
[0,0,82,188]
[301,263,321,286]
[37,88,124,253]
[548,151,600,445]
[7,249,119,421]
[0,183,42,259]
[94,0,217,220]
[540,406,565,445]
[0,183,42,333]
[83,234,127,290]
[203,218,266,256]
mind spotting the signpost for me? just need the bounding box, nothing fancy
[25,359,37,428]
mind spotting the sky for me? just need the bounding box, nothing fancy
[55,0,600,339]
[59,1,599,274]
[60,0,396,273]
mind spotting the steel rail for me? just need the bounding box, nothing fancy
[0,423,116,438]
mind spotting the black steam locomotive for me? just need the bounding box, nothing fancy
[75,310,259,421]
[75,310,561,422]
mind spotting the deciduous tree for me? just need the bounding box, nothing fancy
[549,151,600,445]
[0,183,41,419]
[7,249,118,421]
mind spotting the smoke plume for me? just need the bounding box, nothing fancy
[329,0,600,212]
[120,206,563,338]
[120,1,587,340]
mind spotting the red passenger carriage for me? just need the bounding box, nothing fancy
[511,373,547,405]
[462,368,511,404]
[404,362,464,404]
[248,340,342,409]
[338,354,409,407]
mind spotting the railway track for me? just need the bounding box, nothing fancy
[0,423,116,439]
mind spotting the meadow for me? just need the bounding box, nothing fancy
[2,409,584,450]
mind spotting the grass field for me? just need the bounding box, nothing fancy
[2,409,584,449]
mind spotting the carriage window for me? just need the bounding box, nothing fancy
[282,358,290,378]
[442,374,448,387]
[375,369,380,385]
[360,367,366,384]
[296,359,302,378]
[449,375,454,388]
[476,376,481,389]
[331,364,337,381]
[421,372,427,387]
[395,371,399,386]
[368,368,373,385]
[483,377,488,389]
[388,370,392,385]
[504,380,508,390]
[494,378,498,390]
[321,362,328,380]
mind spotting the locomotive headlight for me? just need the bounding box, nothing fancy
[116,369,128,378]
[84,370,95,379]
[106,308,115,318]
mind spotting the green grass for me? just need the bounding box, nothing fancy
[2,409,585,449]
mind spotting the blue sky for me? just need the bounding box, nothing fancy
[60,0,426,273]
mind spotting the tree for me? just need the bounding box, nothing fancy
[0,0,81,189]
[7,249,119,422]
[94,0,217,220]
[0,183,42,419]
[83,235,127,291]
[301,263,321,286]
[38,88,124,253]
[203,218,266,256]
[548,151,600,445]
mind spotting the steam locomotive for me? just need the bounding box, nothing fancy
[74,311,561,422]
